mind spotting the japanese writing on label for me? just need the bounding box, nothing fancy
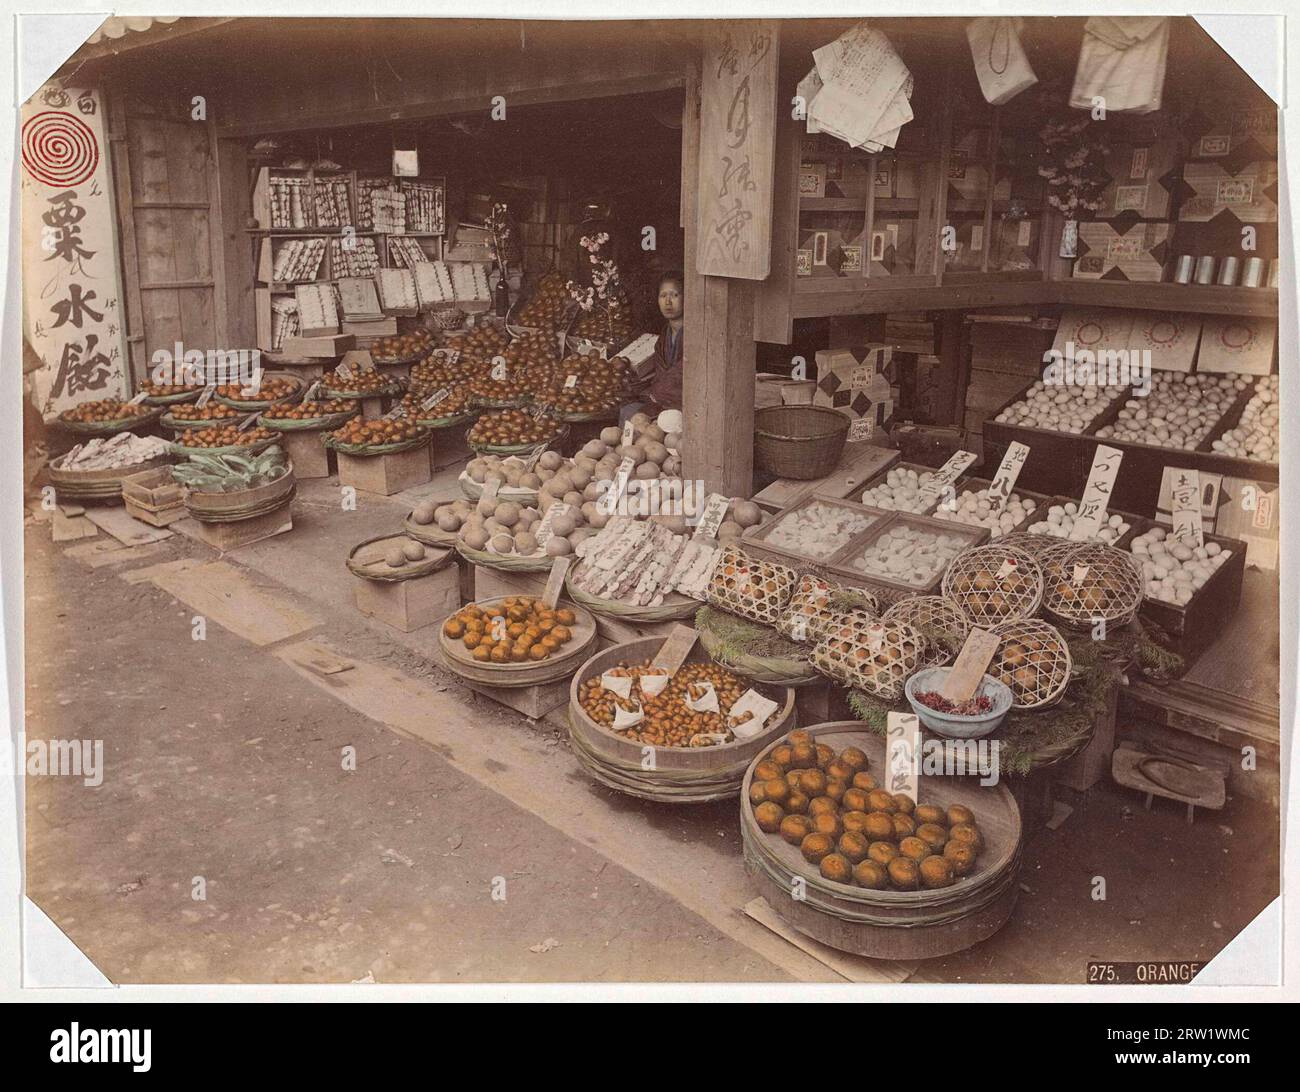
[421,387,451,411]
[918,450,977,504]
[693,493,731,540]
[195,383,217,408]
[987,441,1031,513]
[1074,445,1124,537]
[696,21,778,280]
[886,712,920,800]
[22,85,129,418]
[1169,468,1204,548]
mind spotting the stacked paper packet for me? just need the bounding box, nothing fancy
[798,22,913,151]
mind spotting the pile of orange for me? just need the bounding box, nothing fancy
[444,597,577,664]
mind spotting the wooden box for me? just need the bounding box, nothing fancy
[343,317,399,337]
[824,511,989,605]
[1130,523,1247,662]
[281,429,332,479]
[353,566,460,633]
[1055,663,1121,793]
[466,677,572,721]
[337,445,431,496]
[190,505,292,550]
[281,334,356,358]
[429,425,473,473]
[120,467,186,527]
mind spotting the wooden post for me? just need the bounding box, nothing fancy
[212,134,256,348]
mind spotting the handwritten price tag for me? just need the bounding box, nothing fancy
[987,441,1030,513]
[1074,445,1124,537]
[303,380,322,403]
[600,457,636,515]
[421,387,452,411]
[886,712,921,801]
[651,625,698,676]
[1169,468,1204,548]
[940,628,1000,703]
[542,556,570,609]
[195,383,217,408]
[918,450,977,505]
[692,493,731,540]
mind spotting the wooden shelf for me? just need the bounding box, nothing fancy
[1053,279,1278,318]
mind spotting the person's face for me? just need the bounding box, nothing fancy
[658,282,683,321]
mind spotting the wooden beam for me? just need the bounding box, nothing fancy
[687,276,757,497]
[212,135,257,348]
[105,84,146,385]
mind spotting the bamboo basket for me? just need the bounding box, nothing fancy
[457,471,538,506]
[941,543,1044,625]
[347,534,453,581]
[467,425,569,457]
[439,597,598,688]
[567,637,797,803]
[881,595,971,669]
[47,453,173,500]
[213,372,306,410]
[1039,542,1145,629]
[695,606,821,687]
[564,572,698,622]
[740,722,1021,960]
[59,407,163,436]
[706,544,798,626]
[183,467,296,523]
[774,575,881,644]
[141,388,203,406]
[810,613,925,701]
[403,501,463,547]
[261,407,359,432]
[753,405,849,480]
[322,432,431,457]
[988,618,1072,710]
[454,540,555,573]
[161,408,255,432]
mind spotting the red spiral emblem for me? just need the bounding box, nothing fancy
[22,111,99,188]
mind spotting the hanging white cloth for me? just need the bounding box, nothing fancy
[967,17,1038,105]
[1069,16,1169,114]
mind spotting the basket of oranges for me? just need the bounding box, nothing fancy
[58,399,163,436]
[438,596,598,687]
[323,417,430,456]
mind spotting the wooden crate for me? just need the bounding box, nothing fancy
[281,429,332,479]
[466,676,572,720]
[189,505,292,550]
[120,467,186,527]
[337,445,431,496]
[353,566,460,633]
[281,334,356,358]
[1055,663,1121,793]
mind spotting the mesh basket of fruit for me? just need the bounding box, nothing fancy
[706,544,798,627]
[988,618,1072,709]
[881,595,971,669]
[810,613,924,701]
[775,575,881,644]
[1039,542,1145,629]
[941,544,1044,625]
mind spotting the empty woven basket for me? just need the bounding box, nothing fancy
[754,405,849,480]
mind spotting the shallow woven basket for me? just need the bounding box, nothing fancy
[753,404,849,481]
[882,595,972,669]
[262,407,359,432]
[169,436,279,457]
[320,380,405,401]
[142,388,203,405]
[322,431,430,457]
[706,544,798,626]
[213,374,305,410]
[810,612,925,701]
[941,544,1044,626]
[60,408,163,435]
[412,410,475,429]
[454,539,555,572]
[695,609,820,687]
[48,452,173,499]
[563,572,697,622]
[1039,542,1145,629]
[775,575,881,644]
[467,425,569,457]
[433,308,467,330]
[988,618,1072,710]
[347,534,453,582]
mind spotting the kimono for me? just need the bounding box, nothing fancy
[644,321,684,410]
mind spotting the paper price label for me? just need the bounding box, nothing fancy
[482,477,501,500]
[564,374,578,388]
[1169,469,1204,548]
[237,412,262,433]
[918,450,977,503]
[334,361,354,380]
[530,401,552,420]
[128,390,149,405]
[987,441,1030,513]
[383,404,408,421]
[195,383,217,408]
[995,558,1018,580]
[940,628,1000,703]
[421,387,452,411]
[850,363,876,391]
[534,502,571,547]
[621,420,635,447]
[303,380,322,403]
[1072,564,1090,587]
[1253,491,1276,531]
[600,457,636,515]
[847,418,874,443]
[523,443,550,471]
[1074,445,1124,536]
[542,556,570,609]
[692,493,731,540]
[886,712,921,801]
[1017,220,1032,248]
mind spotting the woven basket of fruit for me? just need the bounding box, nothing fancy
[988,618,1072,709]
[59,400,163,436]
[213,374,304,410]
[319,373,406,401]
[881,595,971,669]
[695,606,820,687]
[346,534,452,582]
[169,425,279,454]
[466,408,567,455]
[138,383,204,405]
[775,575,881,644]
[941,544,1044,625]
[261,399,360,432]
[705,544,798,627]
[161,402,252,431]
[810,612,925,701]
[1039,542,1144,629]
[173,446,296,522]
[440,596,598,687]
[323,417,430,456]
[405,498,472,547]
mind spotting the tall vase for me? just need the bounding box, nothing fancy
[1059,219,1079,259]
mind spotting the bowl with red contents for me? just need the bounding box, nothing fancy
[904,667,1012,740]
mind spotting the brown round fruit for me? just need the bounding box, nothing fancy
[841,811,871,835]
[837,831,870,864]
[754,802,784,833]
[808,796,839,817]
[867,789,898,813]
[867,841,899,866]
[899,836,930,862]
[785,791,810,816]
[748,782,768,806]
[892,794,916,815]
[949,823,983,851]
[853,860,888,889]
[892,813,918,839]
[799,769,828,797]
[780,815,813,846]
[811,811,843,839]
[864,811,895,841]
[763,778,791,806]
[888,857,921,891]
[841,787,870,813]
[947,804,976,827]
[916,823,948,853]
[852,771,878,792]
[920,855,955,889]
[839,747,869,773]
[800,832,834,864]
[819,853,854,883]
[915,803,946,826]
[944,841,978,877]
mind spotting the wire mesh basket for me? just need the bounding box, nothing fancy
[1039,542,1145,629]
